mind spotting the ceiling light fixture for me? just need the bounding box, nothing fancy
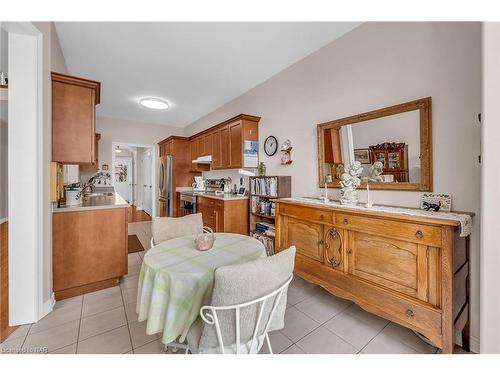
[140,97,169,110]
[115,146,122,153]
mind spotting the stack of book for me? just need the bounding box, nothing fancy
[251,231,275,256]
[255,222,275,237]
[250,177,278,197]
[250,197,275,217]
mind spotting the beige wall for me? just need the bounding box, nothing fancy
[186,22,482,349]
[481,22,500,354]
[1,28,8,221]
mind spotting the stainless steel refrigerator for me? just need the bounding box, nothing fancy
[158,155,174,217]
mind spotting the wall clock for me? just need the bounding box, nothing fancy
[264,136,278,156]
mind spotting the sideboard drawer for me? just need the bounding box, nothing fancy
[336,213,442,247]
[280,204,333,224]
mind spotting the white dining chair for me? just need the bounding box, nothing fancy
[150,213,213,247]
[185,246,296,354]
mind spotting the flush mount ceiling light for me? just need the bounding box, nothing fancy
[115,146,122,153]
[139,97,169,110]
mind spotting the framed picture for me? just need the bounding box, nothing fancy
[354,148,371,164]
[420,193,452,212]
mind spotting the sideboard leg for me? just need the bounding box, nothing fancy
[441,227,455,355]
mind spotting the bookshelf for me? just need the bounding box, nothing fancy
[249,176,291,256]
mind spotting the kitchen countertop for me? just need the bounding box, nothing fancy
[53,192,130,213]
[179,190,249,201]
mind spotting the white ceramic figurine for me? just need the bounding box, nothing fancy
[339,161,363,205]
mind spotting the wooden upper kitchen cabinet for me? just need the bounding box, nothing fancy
[220,125,231,168]
[51,72,101,164]
[197,196,249,235]
[53,208,128,300]
[212,129,222,169]
[80,133,101,172]
[275,200,473,354]
[189,114,260,170]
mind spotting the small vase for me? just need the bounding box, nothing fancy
[258,162,266,176]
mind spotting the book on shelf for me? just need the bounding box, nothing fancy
[255,222,275,237]
[250,196,275,217]
[250,177,278,197]
[251,231,275,256]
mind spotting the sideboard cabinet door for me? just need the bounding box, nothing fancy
[282,217,323,262]
[347,231,435,303]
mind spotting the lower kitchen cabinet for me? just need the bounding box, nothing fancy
[53,208,128,300]
[197,197,249,235]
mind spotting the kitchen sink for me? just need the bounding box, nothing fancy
[84,192,114,198]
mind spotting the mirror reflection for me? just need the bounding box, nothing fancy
[322,110,421,185]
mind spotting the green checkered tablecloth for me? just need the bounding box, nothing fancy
[136,233,266,344]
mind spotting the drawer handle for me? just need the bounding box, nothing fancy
[347,249,353,255]
[405,309,414,318]
[343,218,348,225]
[415,230,424,239]
[329,257,340,267]
[318,240,324,245]
[319,214,324,220]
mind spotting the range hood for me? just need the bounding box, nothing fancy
[192,155,212,164]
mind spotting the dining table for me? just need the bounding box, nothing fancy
[136,232,266,345]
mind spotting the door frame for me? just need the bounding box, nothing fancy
[140,147,153,216]
[113,156,134,203]
[111,142,157,217]
[2,22,47,325]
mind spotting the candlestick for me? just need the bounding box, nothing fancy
[365,179,373,208]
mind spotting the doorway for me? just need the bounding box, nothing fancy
[111,142,156,219]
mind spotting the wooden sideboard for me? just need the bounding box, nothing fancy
[275,199,471,354]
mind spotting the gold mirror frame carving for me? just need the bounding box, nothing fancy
[317,97,432,192]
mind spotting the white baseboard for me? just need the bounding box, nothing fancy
[40,293,55,319]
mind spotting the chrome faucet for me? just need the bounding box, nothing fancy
[76,176,96,200]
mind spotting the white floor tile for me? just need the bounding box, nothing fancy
[77,326,132,354]
[128,253,142,266]
[281,306,320,342]
[381,323,438,353]
[295,288,351,323]
[134,339,167,354]
[361,332,420,354]
[120,275,140,290]
[259,330,293,354]
[280,344,305,354]
[323,304,388,350]
[128,320,162,349]
[0,336,25,354]
[79,306,127,341]
[30,302,82,334]
[82,291,123,317]
[3,324,31,342]
[23,320,79,353]
[296,326,358,354]
[50,343,77,354]
[121,287,139,305]
[124,303,139,323]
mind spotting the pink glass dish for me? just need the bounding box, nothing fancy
[194,233,216,251]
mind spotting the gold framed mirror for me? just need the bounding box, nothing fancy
[317,97,432,191]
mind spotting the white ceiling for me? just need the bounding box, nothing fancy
[55,22,360,127]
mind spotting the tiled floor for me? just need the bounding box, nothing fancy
[0,221,467,354]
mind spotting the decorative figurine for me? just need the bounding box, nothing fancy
[257,162,266,176]
[368,161,384,182]
[339,161,363,206]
